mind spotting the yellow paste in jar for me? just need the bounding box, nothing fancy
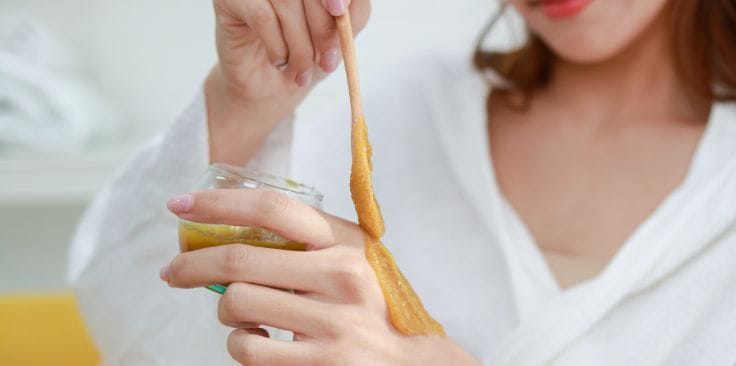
[179,220,306,252]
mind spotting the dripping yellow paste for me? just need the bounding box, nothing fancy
[350,115,445,337]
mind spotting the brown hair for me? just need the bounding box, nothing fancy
[474,1,736,107]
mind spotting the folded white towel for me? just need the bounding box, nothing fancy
[0,16,118,154]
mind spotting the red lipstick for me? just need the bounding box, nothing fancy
[530,0,592,19]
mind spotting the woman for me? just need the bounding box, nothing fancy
[69,0,736,364]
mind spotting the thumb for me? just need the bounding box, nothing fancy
[322,0,351,16]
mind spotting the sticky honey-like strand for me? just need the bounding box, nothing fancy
[365,236,446,336]
[350,114,445,337]
[350,115,385,238]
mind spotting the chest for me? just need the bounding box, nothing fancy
[488,110,705,287]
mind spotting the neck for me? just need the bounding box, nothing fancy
[542,10,708,125]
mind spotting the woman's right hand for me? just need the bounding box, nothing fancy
[204,0,371,165]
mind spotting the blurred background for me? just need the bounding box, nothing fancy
[0,0,517,364]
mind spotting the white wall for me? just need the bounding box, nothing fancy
[0,0,507,291]
[1,0,503,135]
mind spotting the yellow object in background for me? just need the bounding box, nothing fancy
[0,293,100,366]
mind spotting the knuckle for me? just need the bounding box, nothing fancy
[329,254,374,299]
[256,189,291,216]
[219,283,249,322]
[223,245,250,277]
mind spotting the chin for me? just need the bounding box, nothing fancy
[538,28,634,64]
[509,0,671,65]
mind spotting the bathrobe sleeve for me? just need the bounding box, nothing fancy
[67,91,294,366]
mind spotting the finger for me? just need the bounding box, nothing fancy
[167,243,374,302]
[168,189,359,249]
[228,328,318,366]
[168,244,329,293]
[321,0,371,32]
[304,0,340,73]
[269,0,316,86]
[219,0,289,67]
[219,282,337,336]
[322,0,348,16]
[347,0,371,34]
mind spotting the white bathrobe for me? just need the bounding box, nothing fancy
[68,55,736,366]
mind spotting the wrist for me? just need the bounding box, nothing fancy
[203,66,286,165]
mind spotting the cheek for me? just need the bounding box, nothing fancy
[509,0,671,64]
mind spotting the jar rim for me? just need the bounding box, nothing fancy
[209,163,324,202]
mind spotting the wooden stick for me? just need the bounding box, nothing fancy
[335,11,363,122]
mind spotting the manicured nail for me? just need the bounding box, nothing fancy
[320,48,340,73]
[167,194,193,213]
[295,69,313,87]
[159,263,170,283]
[324,0,347,16]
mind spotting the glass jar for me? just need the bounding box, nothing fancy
[178,163,324,253]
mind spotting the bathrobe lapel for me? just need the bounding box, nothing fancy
[431,66,736,365]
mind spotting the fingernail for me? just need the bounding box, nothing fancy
[320,48,340,73]
[325,0,347,16]
[167,194,193,213]
[295,69,313,87]
[159,263,170,283]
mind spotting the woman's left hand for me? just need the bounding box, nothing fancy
[162,189,480,366]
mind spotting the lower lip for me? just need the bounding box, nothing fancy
[540,0,591,19]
